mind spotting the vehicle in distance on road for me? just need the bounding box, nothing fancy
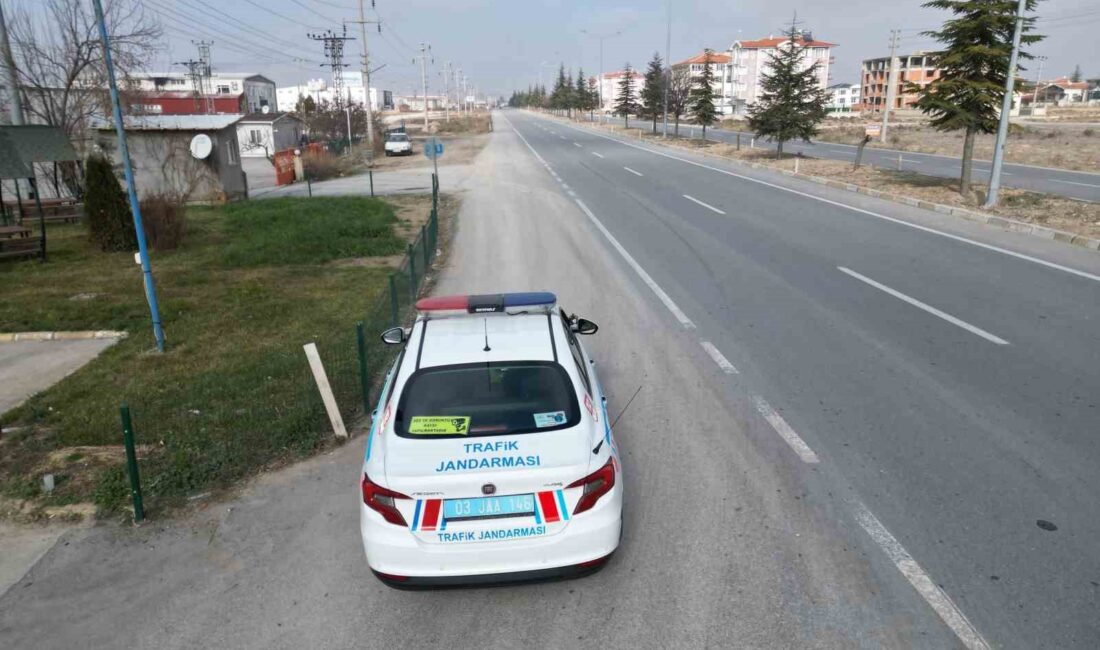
[361,292,622,588]
[383,132,413,156]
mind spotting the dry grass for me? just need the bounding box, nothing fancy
[348,133,490,173]
[813,122,1100,172]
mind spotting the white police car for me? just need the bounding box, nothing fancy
[360,292,622,587]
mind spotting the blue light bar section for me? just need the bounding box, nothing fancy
[501,292,557,307]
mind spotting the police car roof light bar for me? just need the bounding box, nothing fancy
[416,292,557,314]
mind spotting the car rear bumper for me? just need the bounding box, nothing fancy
[360,485,621,586]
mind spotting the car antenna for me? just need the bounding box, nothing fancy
[482,319,491,352]
[610,384,643,431]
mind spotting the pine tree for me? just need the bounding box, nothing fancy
[551,64,571,114]
[575,68,593,118]
[688,49,718,138]
[641,52,665,133]
[84,154,136,252]
[669,66,692,135]
[912,0,1043,198]
[747,28,830,157]
[614,63,639,128]
[1070,64,1082,83]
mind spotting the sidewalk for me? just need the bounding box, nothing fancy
[250,164,476,199]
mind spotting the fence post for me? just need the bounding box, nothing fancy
[369,169,374,197]
[356,321,370,414]
[307,176,313,197]
[408,243,417,300]
[430,207,438,252]
[119,404,145,523]
[421,225,430,268]
[388,274,398,326]
[736,133,741,150]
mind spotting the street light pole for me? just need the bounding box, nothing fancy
[662,0,671,137]
[983,0,1028,209]
[582,30,622,114]
[92,0,166,352]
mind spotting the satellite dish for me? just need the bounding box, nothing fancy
[261,105,270,114]
[189,134,213,159]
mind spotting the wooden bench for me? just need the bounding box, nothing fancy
[0,225,32,239]
[0,236,42,261]
[40,206,83,224]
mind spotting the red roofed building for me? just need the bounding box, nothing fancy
[125,91,247,116]
[727,32,835,114]
[1034,77,1089,105]
[672,31,835,115]
[595,69,645,112]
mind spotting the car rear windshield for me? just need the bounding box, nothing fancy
[389,134,409,141]
[396,361,580,439]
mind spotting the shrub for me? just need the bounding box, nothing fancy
[139,194,187,251]
[302,152,341,181]
[1084,128,1095,137]
[84,155,137,252]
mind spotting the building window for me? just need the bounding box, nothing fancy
[216,84,231,94]
[249,129,262,144]
[227,140,238,165]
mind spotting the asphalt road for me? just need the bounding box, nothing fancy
[591,113,1100,203]
[2,110,1098,649]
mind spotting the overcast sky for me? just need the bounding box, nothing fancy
[18,0,1097,98]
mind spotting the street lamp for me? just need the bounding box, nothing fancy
[581,29,623,114]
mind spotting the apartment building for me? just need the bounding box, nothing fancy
[826,83,860,113]
[596,70,645,113]
[860,52,939,111]
[129,72,277,113]
[671,51,734,114]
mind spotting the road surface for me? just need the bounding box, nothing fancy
[2,110,1098,649]
[591,113,1100,203]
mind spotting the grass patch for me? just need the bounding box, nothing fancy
[0,196,422,517]
[220,197,405,266]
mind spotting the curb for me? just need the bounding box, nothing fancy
[539,112,1100,253]
[0,331,128,343]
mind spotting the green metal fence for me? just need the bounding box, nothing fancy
[117,176,441,519]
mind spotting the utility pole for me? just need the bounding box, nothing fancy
[1032,55,1047,104]
[309,28,354,110]
[880,29,900,143]
[662,0,671,136]
[984,0,1028,209]
[1,2,25,125]
[442,61,451,122]
[462,74,468,113]
[415,43,431,130]
[348,0,381,152]
[176,59,206,114]
[193,40,214,113]
[92,0,166,352]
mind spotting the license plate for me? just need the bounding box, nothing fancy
[443,494,535,521]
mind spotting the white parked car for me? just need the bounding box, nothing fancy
[383,132,413,156]
[360,292,622,587]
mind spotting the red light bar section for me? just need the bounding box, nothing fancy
[415,295,469,311]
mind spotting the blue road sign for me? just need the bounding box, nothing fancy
[424,136,444,160]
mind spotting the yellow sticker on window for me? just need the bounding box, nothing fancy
[408,416,471,435]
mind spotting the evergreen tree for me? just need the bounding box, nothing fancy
[550,64,570,114]
[84,154,136,252]
[587,77,600,117]
[912,0,1043,198]
[575,68,593,118]
[747,28,830,157]
[1070,64,1082,83]
[614,63,639,128]
[688,49,718,138]
[641,52,665,133]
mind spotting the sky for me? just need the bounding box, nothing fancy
[13,0,1100,99]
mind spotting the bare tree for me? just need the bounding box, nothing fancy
[9,0,161,194]
[668,66,692,136]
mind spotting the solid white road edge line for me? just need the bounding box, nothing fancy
[550,117,1100,284]
[623,166,644,176]
[1050,178,1100,188]
[700,341,738,374]
[506,115,696,330]
[573,142,583,147]
[853,502,992,650]
[751,396,820,464]
[683,194,726,215]
[837,266,1010,345]
[591,152,604,158]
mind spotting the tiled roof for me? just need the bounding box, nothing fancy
[93,115,244,131]
[674,51,732,66]
[735,36,836,49]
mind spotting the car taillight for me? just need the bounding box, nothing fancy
[361,473,411,526]
[567,457,616,515]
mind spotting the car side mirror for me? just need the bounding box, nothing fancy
[572,318,599,335]
[380,327,406,345]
